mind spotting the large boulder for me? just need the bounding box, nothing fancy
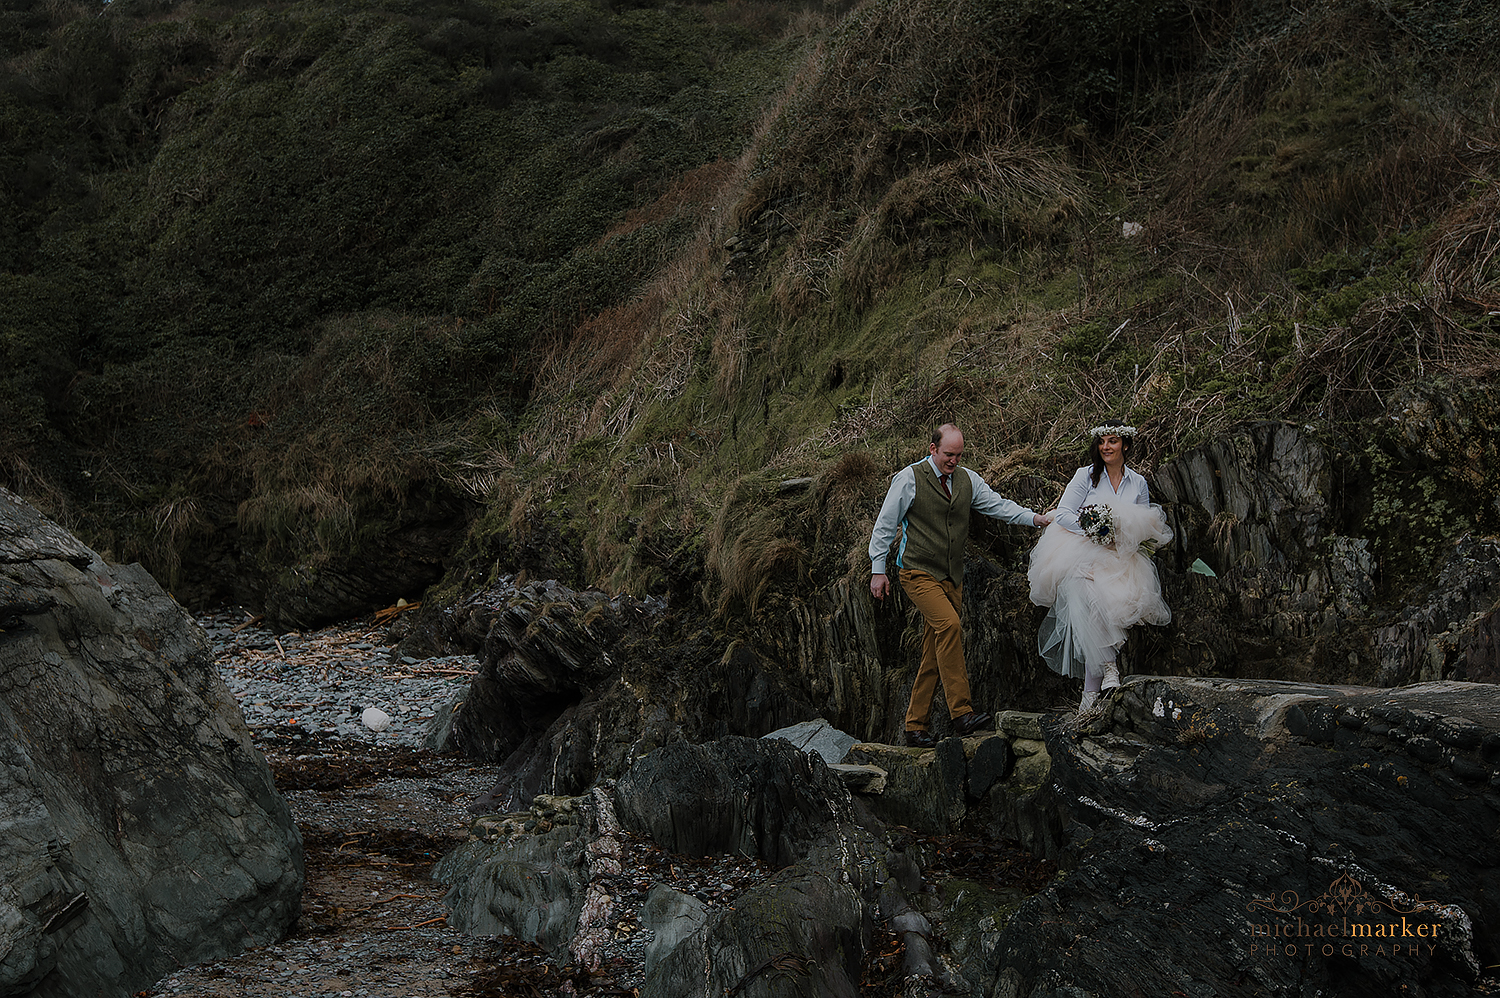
[0,488,302,998]
[616,739,889,998]
[612,736,856,868]
[435,806,593,960]
[639,851,870,998]
[844,738,968,834]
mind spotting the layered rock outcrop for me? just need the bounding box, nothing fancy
[1149,401,1500,687]
[444,578,820,810]
[0,488,302,998]
[434,405,1500,794]
[975,677,1495,997]
[438,676,1499,997]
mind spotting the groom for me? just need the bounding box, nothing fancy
[869,424,1050,747]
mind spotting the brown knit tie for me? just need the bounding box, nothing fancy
[940,473,951,497]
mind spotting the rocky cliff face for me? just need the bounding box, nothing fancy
[0,489,303,998]
[419,399,1500,994]
[1151,405,1500,688]
[429,403,1500,826]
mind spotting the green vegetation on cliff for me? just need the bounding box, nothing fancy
[3,0,1499,631]
[2,0,823,593]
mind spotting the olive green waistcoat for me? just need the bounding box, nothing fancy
[899,461,972,583]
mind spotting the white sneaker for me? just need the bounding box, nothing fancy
[1101,663,1121,690]
[1078,689,1100,713]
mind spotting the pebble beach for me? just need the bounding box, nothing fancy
[200,607,475,749]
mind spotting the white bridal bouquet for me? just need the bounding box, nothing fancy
[1078,504,1115,546]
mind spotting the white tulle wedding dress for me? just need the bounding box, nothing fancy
[1028,497,1174,679]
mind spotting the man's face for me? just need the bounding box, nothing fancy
[929,431,964,475]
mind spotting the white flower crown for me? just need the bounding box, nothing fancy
[1089,424,1137,438]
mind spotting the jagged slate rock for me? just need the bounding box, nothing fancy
[1139,407,1500,690]
[612,736,855,869]
[1375,536,1500,686]
[845,738,967,834]
[939,878,1033,995]
[880,837,923,903]
[0,576,53,624]
[640,830,877,998]
[801,825,892,902]
[1460,607,1500,684]
[0,488,302,998]
[984,746,1064,864]
[453,580,660,784]
[762,718,858,765]
[980,677,1496,997]
[0,490,94,568]
[966,734,1013,799]
[639,886,708,978]
[434,825,586,958]
[452,580,818,811]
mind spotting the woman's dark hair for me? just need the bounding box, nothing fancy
[1087,421,1135,487]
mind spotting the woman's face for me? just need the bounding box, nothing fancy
[1097,434,1127,468]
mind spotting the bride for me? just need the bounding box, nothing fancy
[1028,420,1173,713]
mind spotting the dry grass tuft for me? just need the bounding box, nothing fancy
[534,291,665,400]
[1425,181,1500,308]
[705,476,807,614]
[814,450,884,522]
[1208,509,1240,567]
[139,495,212,586]
[709,294,750,397]
[0,455,70,521]
[722,522,806,615]
[821,450,880,490]
[1274,289,1499,422]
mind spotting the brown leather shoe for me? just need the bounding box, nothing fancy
[952,710,993,736]
[904,729,936,748]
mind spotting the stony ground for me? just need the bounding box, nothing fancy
[141,609,1051,998]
